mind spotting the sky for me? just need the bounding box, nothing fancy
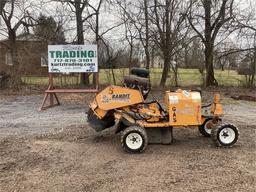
[0,0,256,50]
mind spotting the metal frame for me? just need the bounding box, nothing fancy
[39,73,99,111]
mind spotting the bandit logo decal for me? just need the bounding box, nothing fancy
[102,95,111,103]
[112,94,130,101]
[101,94,131,103]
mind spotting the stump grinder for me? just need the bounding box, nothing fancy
[87,68,239,153]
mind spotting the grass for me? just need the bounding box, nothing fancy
[22,68,248,87]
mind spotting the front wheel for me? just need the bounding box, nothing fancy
[199,118,217,137]
[121,126,148,153]
[211,124,239,147]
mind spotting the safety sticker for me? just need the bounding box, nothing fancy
[182,90,190,97]
[169,95,179,104]
[191,92,201,102]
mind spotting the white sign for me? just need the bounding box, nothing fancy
[48,44,98,73]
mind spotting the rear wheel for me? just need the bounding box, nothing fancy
[121,126,148,153]
[199,118,217,137]
[211,124,239,147]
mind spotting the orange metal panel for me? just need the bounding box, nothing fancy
[165,90,202,126]
[95,85,144,111]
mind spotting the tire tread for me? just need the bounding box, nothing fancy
[121,126,148,153]
[211,123,239,147]
[199,118,213,137]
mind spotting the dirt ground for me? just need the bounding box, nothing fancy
[0,88,255,192]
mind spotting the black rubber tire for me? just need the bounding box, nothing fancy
[87,109,115,132]
[211,123,239,147]
[130,68,149,78]
[121,126,148,153]
[199,118,214,137]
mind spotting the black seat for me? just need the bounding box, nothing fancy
[124,69,151,99]
[130,68,149,78]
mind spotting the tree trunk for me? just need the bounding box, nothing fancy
[173,57,178,87]
[252,47,256,87]
[160,53,170,87]
[144,0,150,69]
[75,0,89,86]
[174,71,178,87]
[111,63,116,85]
[9,29,16,65]
[151,45,155,68]
[8,29,22,87]
[0,0,7,15]
[129,45,133,70]
[204,0,217,87]
[159,0,171,88]
[204,42,217,86]
[221,63,224,71]
[145,48,150,69]
[184,46,189,68]
[93,11,99,87]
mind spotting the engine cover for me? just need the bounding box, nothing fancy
[95,86,144,111]
[165,90,202,126]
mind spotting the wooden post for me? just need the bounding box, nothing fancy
[40,73,99,111]
[49,73,53,88]
[49,74,54,106]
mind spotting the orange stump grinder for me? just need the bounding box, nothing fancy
[87,68,239,153]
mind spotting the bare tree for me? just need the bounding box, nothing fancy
[57,0,90,85]
[1,0,36,86]
[0,0,7,15]
[189,37,205,83]
[81,0,104,85]
[83,0,124,84]
[124,20,138,71]
[116,0,151,70]
[143,0,150,69]
[34,15,66,43]
[187,0,235,87]
[215,2,256,87]
[150,0,190,87]
[116,2,138,71]
[235,10,256,87]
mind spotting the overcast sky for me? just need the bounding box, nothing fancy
[0,0,256,50]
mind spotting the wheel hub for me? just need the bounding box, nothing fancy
[222,131,229,138]
[131,136,138,143]
[219,128,235,144]
[204,120,214,134]
[126,132,143,150]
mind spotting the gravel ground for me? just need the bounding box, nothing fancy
[0,95,87,136]
[0,91,255,192]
